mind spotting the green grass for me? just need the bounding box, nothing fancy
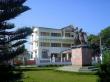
[22,68,97,82]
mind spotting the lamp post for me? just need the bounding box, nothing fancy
[100,35,103,64]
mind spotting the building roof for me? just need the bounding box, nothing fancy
[32,25,75,31]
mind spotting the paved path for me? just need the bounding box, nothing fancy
[56,65,98,72]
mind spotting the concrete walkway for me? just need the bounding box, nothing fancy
[56,65,98,72]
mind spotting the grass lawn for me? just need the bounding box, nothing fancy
[22,68,97,82]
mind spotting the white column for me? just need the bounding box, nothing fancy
[30,35,33,52]
[63,29,65,38]
[66,53,69,61]
[50,57,52,62]
[32,51,36,60]
[52,55,55,63]
[61,54,63,62]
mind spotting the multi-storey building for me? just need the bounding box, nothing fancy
[30,25,76,66]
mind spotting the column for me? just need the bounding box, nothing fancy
[66,53,69,61]
[50,56,52,63]
[63,29,65,38]
[61,53,63,62]
[52,55,55,63]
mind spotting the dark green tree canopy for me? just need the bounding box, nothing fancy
[0,0,32,81]
[0,0,32,63]
[88,26,110,55]
[88,34,99,44]
[100,26,110,48]
[0,0,30,22]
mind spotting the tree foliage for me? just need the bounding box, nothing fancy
[88,27,110,82]
[88,34,99,44]
[88,34,100,56]
[88,26,110,56]
[97,49,110,82]
[97,62,110,82]
[102,49,110,64]
[0,0,32,81]
[100,26,110,48]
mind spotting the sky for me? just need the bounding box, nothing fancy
[11,0,110,34]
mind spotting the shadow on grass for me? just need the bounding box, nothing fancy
[21,67,54,71]
[0,64,23,82]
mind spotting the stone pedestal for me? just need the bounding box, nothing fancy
[71,45,92,66]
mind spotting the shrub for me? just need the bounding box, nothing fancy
[97,49,110,82]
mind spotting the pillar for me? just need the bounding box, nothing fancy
[52,55,55,63]
[61,53,63,62]
[66,53,69,61]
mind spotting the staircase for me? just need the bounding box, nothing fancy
[79,66,98,72]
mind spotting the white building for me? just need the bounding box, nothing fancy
[30,25,76,66]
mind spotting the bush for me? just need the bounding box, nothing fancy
[97,49,110,82]
[103,49,110,64]
[97,63,110,82]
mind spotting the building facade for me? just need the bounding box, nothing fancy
[30,25,76,66]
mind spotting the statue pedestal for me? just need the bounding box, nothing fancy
[71,45,92,66]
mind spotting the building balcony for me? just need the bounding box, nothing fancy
[39,36,73,40]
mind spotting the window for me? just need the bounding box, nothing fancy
[62,43,71,47]
[40,42,50,47]
[40,32,50,36]
[51,43,61,47]
[51,33,61,37]
[65,33,71,37]
[42,49,49,58]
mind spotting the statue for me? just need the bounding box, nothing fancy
[73,27,87,45]
[79,28,87,45]
[73,27,80,45]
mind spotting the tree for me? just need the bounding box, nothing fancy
[100,26,110,48]
[95,26,110,82]
[14,45,30,65]
[88,34,99,44]
[0,0,32,81]
[88,34,100,56]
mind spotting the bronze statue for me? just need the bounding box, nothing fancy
[79,28,87,45]
[73,27,80,45]
[73,27,87,45]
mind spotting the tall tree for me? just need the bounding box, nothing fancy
[100,26,110,48]
[97,26,110,82]
[88,34,100,56]
[88,26,110,57]
[0,0,32,81]
[88,27,110,82]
